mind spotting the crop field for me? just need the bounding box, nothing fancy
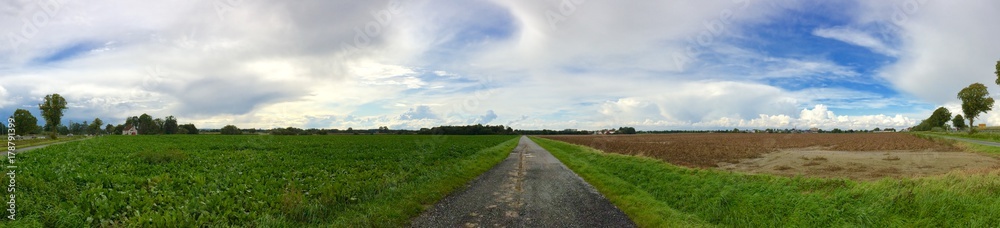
[0,135,518,227]
[541,133,999,180]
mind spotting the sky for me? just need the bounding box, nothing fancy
[1,0,999,131]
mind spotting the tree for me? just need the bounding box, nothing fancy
[0,120,6,134]
[164,116,179,134]
[220,125,241,135]
[124,116,139,129]
[153,118,165,134]
[57,125,69,135]
[958,83,995,133]
[38,94,68,134]
[90,118,104,135]
[953,114,968,130]
[912,107,952,131]
[11,109,39,135]
[179,124,199,134]
[105,124,114,135]
[138,114,156,135]
[929,107,952,127]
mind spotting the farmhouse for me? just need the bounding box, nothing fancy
[122,125,138,135]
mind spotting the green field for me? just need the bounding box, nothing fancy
[1,135,518,227]
[531,136,1000,227]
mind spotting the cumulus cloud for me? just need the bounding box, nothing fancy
[398,105,438,120]
[474,110,497,124]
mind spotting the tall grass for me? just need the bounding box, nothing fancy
[532,136,1000,227]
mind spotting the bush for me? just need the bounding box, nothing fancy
[220,125,241,135]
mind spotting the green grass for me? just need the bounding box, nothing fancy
[1,134,518,227]
[531,136,1000,227]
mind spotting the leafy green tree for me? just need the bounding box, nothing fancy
[953,114,967,130]
[958,83,995,133]
[220,125,241,135]
[163,116,179,134]
[11,109,39,135]
[105,124,115,135]
[89,118,104,135]
[0,119,6,133]
[913,107,953,131]
[929,107,952,127]
[38,94,68,134]
[138,114,158,135]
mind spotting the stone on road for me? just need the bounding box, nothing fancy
[412,136,635,227]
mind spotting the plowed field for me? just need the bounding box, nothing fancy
[541,133,956,168]
[541,133,1000,180]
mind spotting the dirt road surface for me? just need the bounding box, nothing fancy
[411,136,635,227]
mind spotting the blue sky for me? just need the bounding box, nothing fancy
[1,0,1000,130]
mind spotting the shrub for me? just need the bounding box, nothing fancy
[221,125,242,135]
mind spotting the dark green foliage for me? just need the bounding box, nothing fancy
[138,114,158,135]
[179,124,199,134]
[220,125,241,135]
[913,107,953,131]
[953,115,968,130]
[958,83,994,133]
[163,116,179,134]
[12,109,39,135]
[38,93,67,133]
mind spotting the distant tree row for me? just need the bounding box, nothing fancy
[117,113,197,135]
[418,124,515,135]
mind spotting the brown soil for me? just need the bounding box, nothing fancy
[543,133,1000,180]
[717,148,1000,180]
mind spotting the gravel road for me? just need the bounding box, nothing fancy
[411,136,635,227]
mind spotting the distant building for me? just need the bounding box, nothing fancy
[122,125,138,135]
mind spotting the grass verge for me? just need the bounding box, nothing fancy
[531,136,1000,227]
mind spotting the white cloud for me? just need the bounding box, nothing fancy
[0,0,974,131]
[813,27,898,56]
[872,1,1000,104]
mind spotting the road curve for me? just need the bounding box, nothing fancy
[411,136,635,227]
